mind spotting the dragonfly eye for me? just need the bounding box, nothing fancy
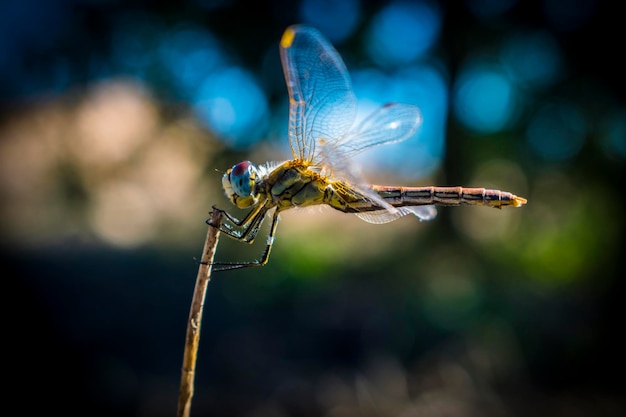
[224,161,259,199]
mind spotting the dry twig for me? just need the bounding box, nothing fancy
[177,210,222,417]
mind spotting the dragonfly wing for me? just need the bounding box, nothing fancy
[355,205,437,224]
[327,103,423,163]
[316,103,423,213]
[280,25,357,162]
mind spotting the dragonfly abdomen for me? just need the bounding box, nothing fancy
[375,185,527,208]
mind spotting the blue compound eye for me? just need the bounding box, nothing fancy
[229,161,258,197]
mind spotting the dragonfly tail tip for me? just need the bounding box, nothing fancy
[513,196,528,207]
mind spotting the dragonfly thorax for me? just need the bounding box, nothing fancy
[222,161,262,208]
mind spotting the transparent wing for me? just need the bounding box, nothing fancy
[318,103,423,214]
[321,102,422,165]
[279,25,357,162]
[280,26,425,218]
[354,205,437,224]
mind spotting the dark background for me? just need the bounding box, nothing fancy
[2,0,625,416]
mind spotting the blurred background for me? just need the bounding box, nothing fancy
[2,0,625,416]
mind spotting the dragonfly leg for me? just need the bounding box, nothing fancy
[209,204,256,227]
[235,206,270,243]
[212,209,280,271]
[207,204,268,243]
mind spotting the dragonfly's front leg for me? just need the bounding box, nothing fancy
[212,208,281,271]
[208,204,268,244]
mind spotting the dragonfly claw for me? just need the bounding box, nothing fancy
[208,205,226,217]
[207,206,227,227]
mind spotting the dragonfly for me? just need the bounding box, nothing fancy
[209,25,527,271]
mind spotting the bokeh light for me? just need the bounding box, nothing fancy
[72,80,158,168]
[299,0,360,43]
[366,0,441,67]
[192,66,269,148]
[0,79,216,248]
[453,60,520,134]
[501,30,564,90]
[157,25,224,100]
[110,12,163,81]
[89,179,158,247]
[351,63,447,180]
[526,100,586,161]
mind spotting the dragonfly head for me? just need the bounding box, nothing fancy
[222,161,261,208]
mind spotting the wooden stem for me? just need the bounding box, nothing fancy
[177,210,222,417]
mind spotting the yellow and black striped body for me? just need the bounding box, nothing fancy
[261,160,526,214]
